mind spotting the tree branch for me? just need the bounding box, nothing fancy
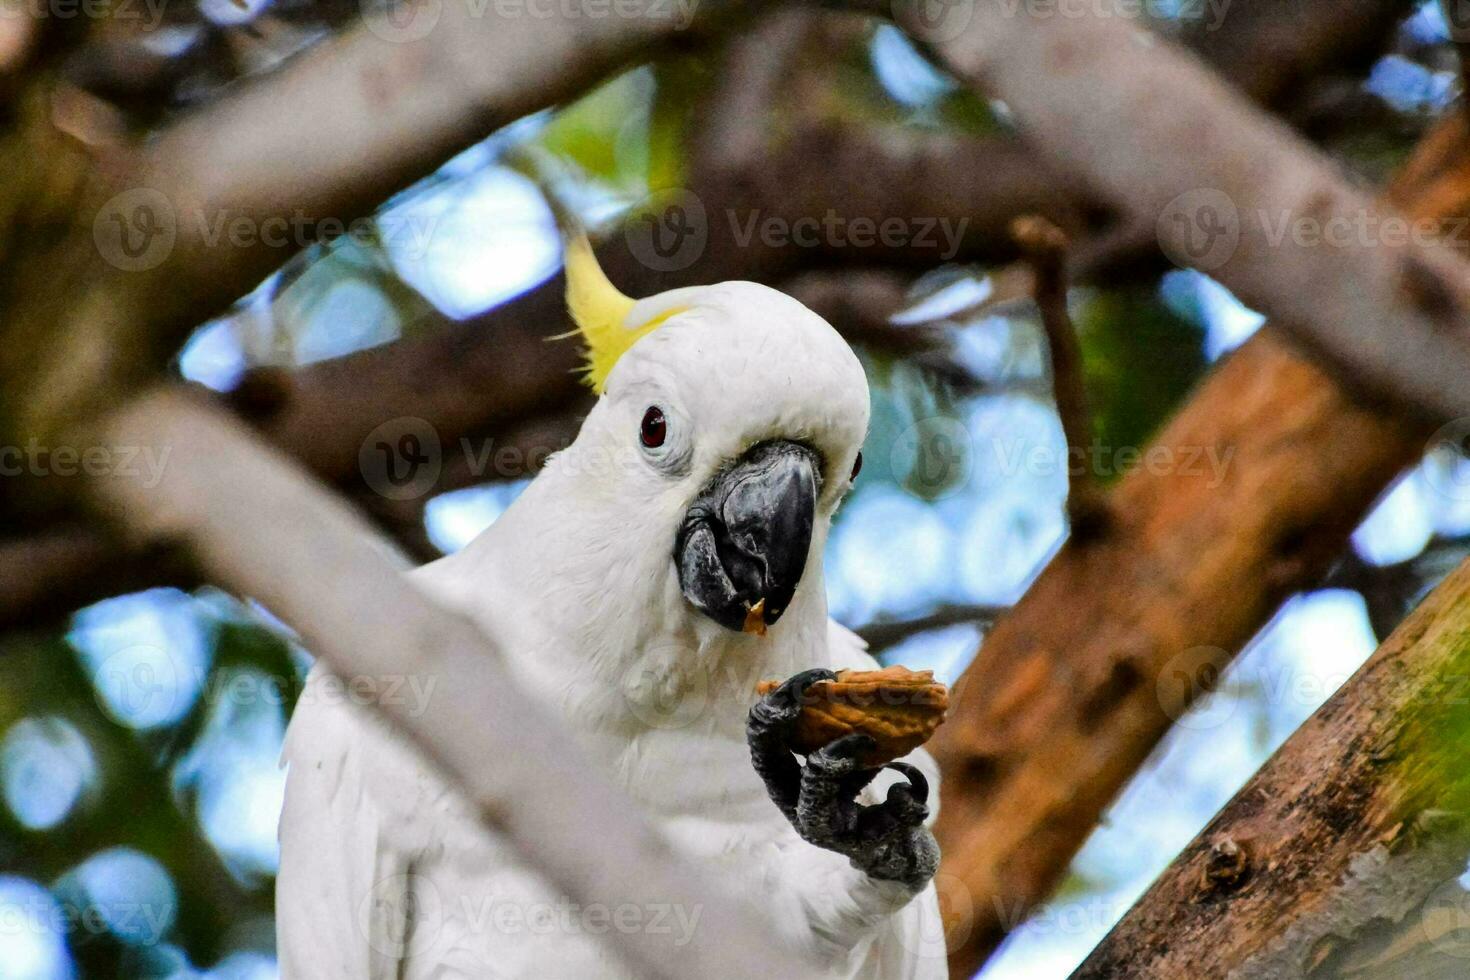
[1074,553,1470,978]
[898,0,1470,422]
[856,604,1006,655]
[1011,215,1108,535]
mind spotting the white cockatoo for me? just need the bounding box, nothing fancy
[276,234,947,979]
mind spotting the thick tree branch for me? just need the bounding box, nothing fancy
[88,387,821,980]
[930,110,1470,977]
[1073,554,1470,978]
[898,0,1470,421]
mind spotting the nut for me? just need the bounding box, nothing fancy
[756,666,949,767]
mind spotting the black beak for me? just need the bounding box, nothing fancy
[674,440,820,635]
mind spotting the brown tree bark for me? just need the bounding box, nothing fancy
[933,112,1470,977]
[1072,552,1470,979]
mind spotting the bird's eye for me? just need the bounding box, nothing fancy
[640,406,667,449]
[850,451,863,482]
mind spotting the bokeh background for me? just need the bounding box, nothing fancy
[4,1,1470,977]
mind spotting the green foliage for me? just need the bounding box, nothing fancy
[1075,287,1208,472]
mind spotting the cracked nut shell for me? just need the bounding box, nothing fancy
[756,666,949,767]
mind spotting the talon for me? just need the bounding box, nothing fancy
[883,761,929,804]
[825,733,877,760]
[749,668,835,729]
[783,667,837,700]
[807,733,875,775]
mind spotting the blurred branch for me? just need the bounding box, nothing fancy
[1074,554,1470,978]
[1011,215,1108,535]
[893,0,1470,422]
[0,0,762,454]
[856,604,1005,655]
[927,109,1470,976]
[88,387,821,980]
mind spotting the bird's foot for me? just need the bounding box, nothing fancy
[747,672,939,889]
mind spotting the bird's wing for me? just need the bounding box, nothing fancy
[277,668,424,980]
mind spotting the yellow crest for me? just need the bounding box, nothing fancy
[564,234,682,394]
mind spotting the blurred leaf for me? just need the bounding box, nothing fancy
[1075,286,1207,472]
[539,69,656,188]
[648,57,716,191]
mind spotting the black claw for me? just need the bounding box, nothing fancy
[751,668,837,726]
[810,733,875,769]
[783,668,838,704]
[883,761,930,805]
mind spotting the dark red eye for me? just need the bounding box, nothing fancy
[640,406,667,448]
[850,451,863,482]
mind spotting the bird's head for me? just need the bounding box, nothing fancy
[556,236,869,640]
